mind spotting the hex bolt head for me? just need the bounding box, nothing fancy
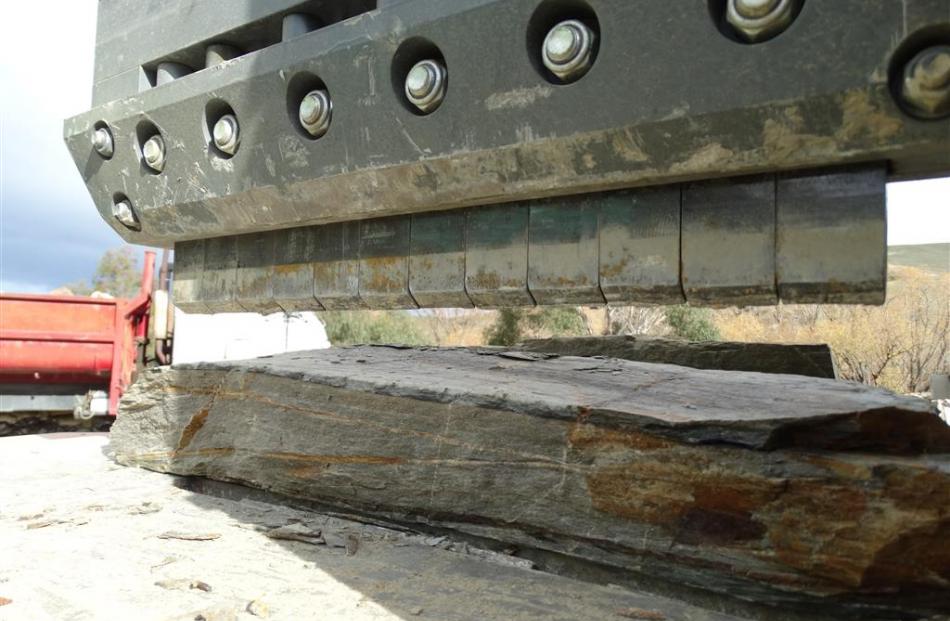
[542,20,597,83]
[213,114,240,155]
[901,45,950,120]
[405,60,447,113]
[91,127,114,158]
[726,0,798,43]
[142,134,166,172]
[112,199,140,230]
[299,89,332,138]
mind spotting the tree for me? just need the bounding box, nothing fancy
[606,306,667,336]
[484,307,589,345]
[65,247,142,297]
[664,305,721,341]
[712,266,950,394]
[485,308,525,346]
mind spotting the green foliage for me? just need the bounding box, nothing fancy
[485,307,588,345]
[321,311,428,346]
[664,305,721,341]
[485,308,525,346]
[66,247,142,297]
[527,307,587,336]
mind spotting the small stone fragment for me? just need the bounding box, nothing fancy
[246,599,270,617]
[265,524,323,544]
[193,608,237,621]
[409,607,423,616]
[158,531,221,541]
[155,578,213,592]
[130,501,162,515]
[322,532,347,549]
[345,534,360,556]
[150,556,179,571]
[616,608,665,620]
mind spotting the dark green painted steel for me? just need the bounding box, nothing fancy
[172,166,889,311]
[682,177,777,306]
[78,1,946,309]
[67,0,948,251]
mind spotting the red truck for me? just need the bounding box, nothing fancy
[0,251,169,433]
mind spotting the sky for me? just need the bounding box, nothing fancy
[0,2,948,294]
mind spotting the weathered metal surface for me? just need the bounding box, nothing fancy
[528,198,604,305]
[313,221,363,310]
[465,204,533,308]
[409,211,472,308]
[598,187,683,305]
[776,165,887,304]
[112,347,950,619]
[272,226,322,312]
[199,236,240,313]
[171,238,207,313]
[682,177,777,306]
[235,232,281,313]
[67,0,949,248]
[173,167,888,311]
[358,217,415,309]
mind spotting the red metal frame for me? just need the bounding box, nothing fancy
[0,251,155,416]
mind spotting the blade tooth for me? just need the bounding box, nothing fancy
[234,231,281,313]
[599,187,685,305]
[777,165,886,304]
[172,239,209,313]
[682,176,778,306]
[358,216,417,309]
[528,197,605,305]
[465,204,534,308]
[314,221,364,310]
[272,226,324,312]
[200,235,242,313]
[409,211,473,308]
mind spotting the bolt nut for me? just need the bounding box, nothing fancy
[542,20,596,82]
[92,127,114,158]
[405,60,448,113]
[213,114,240,155]
[901,45,950,120]
[142,134,166,172]
[299,89,332,138]
[726,0,798,43]
[112,199,140,230]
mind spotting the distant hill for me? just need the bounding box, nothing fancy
[889,243,949,273]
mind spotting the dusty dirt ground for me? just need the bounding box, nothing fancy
[0,433,743,621]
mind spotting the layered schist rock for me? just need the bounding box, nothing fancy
[112,346,950,619]
[518,336,838,378]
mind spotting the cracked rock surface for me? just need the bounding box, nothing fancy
[112,346,950,619]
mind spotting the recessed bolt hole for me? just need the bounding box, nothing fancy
[405,60,447,113]
[204,100,239,158]
[299,90,332,138]
[92,124,114,159]
[112,196,140,231]
[901,45,950,120]
[711,0,804,44]
[527,1,600,85]
[391,38,447,116]
[142,135,166,172]
[542,20,596,83]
